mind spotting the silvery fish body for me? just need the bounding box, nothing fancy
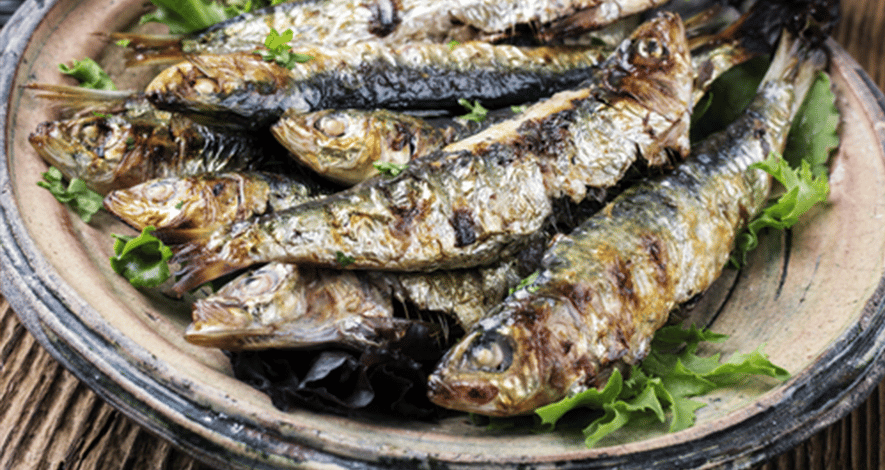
[168,13,694,294]
[145,41,609,129]
[426,33,827,416]
[120,0,660,65]
[27,88,268,194]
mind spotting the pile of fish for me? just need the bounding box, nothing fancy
[28,0,839,419]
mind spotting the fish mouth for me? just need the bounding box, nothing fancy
[426,372,502,415]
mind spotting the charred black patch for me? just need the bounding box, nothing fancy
[512,109,577,162]
[446,383,499,406]
[389,121,411,152]
[365,0,401,38]
[212,182,226,197]
[390,204,424,237]
[450,208,477,247]
[609,256,638,308]
[640,233,670,287]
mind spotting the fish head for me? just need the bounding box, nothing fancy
[103,173,266,231]
[605,12,693,118]
[29,114,166,194]
[187,262,304,350]
[427,308,559,417]
[272,109,385,185]
[145,53,295,129]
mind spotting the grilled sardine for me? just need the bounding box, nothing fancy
[426,30,828,416]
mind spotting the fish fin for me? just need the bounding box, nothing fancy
[154,226,221,245]
[107,32,187,67]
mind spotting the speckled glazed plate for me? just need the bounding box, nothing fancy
[2,1,885,469]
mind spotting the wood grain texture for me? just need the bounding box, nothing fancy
[0,0,883,469]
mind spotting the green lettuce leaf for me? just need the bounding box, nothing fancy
[37,167,104,223]
[732,153,830,265]
[58,58,116,91]
[109,226,173,288]
[785,72,840,176]
[731,71,838,266]
[141,0,230,34]
[532,324,788,447]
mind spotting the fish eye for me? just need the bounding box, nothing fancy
[315,115,348,137]
[466,331,514,373]
[636,38,666,59]
[143,180,177,203]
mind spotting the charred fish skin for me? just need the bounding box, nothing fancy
[103,171,328,233]
[426,32,828,417]
[144,41,609,129]
[167,13,693,294]
[27,90,271,195]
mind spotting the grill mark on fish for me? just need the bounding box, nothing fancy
[450,208,477,247]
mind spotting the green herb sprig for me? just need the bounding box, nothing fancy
[37,167,104,223]
[58,58,116,91]
[254,28,314,69]
[140,0,288,34]
[109,226,173,288]
[373,161,408,177]
[458,99,488,123]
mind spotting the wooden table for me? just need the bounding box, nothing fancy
[1,1,884,468]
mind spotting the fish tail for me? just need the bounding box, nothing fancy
[705,0,840,55]
[760,30,829,118]
[25,83,139,113]
[164,230,255,296]
[107,32,187,67]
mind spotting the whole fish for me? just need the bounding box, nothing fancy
[27,87,271,194]
[426,31,828,416]
[271,0,801,189]
[116,0,661,66]
[103,171,330,234]
[144,41,609,129]
[271,108,513,185]
[187,258,528,350]
[166,13,694,295]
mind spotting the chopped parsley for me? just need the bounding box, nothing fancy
[336,251,356,267]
